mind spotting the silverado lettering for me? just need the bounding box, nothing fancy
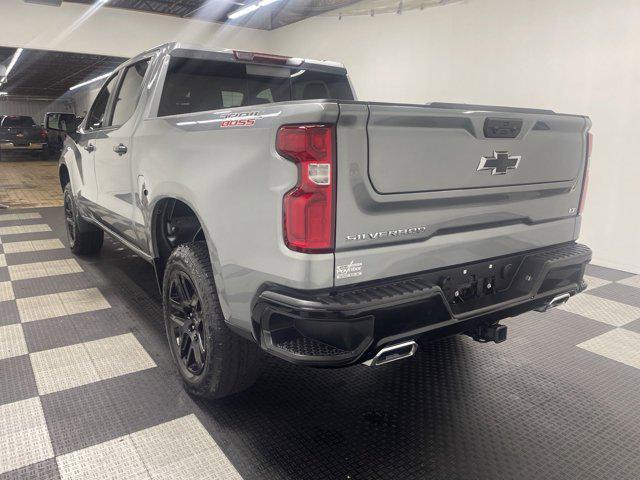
[346,226,428,242]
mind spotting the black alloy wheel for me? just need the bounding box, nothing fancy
[64,191,76,245]
[168,270,207,376]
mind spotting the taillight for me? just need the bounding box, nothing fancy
[40,130,47,141]
[277,124,335,253]
[578,131,592,215]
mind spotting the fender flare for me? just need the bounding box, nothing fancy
[148,193,231,321]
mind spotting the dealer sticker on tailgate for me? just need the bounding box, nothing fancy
[336,260,363,280]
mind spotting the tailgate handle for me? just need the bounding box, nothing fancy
[483,118,523,138]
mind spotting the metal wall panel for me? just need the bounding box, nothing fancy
[0,98,74,125]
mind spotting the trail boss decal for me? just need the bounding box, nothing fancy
[221,118,255,128]
[346,226,427,242]
[220,111,260,128]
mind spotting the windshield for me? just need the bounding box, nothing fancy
[1,116,37,127]
[158,57,353,117]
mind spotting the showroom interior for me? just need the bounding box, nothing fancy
[0,0,639,479]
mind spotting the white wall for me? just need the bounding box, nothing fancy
[0,0,268,57]
[0,97,73,124]
[267,0,640,273]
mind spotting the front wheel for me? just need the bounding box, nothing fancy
[163,242,264,399]
[63,183,103,254]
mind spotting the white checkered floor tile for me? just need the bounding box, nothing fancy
[0,397,53,474]
[0,224,51,236]
[17,287,111,323]
[559,292,640,326]
[9,259,83,281]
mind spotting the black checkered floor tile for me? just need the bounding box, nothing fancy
[1,207,640,480]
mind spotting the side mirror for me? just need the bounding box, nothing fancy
[58,114,80,134]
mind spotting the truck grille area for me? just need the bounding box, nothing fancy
[253,242,591,366]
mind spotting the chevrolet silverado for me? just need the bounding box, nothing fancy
[59,43,592,399]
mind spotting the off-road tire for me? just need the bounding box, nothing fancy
[63,183,103,254]
[163,242,264,399]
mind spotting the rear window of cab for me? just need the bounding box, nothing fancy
[158,57,353,117]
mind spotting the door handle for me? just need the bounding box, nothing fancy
[84,144,95,152]
[113,143,128,155]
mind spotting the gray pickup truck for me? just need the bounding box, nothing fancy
[59,43,592,399]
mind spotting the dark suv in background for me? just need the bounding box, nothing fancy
[0,115,47,160]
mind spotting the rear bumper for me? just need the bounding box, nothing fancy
[252,242,592,366]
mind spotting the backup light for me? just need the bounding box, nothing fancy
[308,163,330,185]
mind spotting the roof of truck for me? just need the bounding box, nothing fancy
[128,42,346,73]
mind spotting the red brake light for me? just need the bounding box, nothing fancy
[40,130,47,141]
[578,132,592,215]
[233,50,303,66]
[277,124,335,253]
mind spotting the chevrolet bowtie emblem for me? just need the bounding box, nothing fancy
[477,151,521,175]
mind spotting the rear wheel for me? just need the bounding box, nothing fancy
[163,242,264,399]
[63,183,103,254]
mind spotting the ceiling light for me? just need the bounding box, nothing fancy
[23,0,63,6]
[228,3,259,19]
[228,0,282,20]
[0,92,8,96]
[5,48,24,77]
[69,71,112,91]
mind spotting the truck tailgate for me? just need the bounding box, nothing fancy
[334,102,590,285]
[368,104,584,193]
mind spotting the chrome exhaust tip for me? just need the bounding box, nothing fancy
[535,292,571,312]
[363,340,418,367]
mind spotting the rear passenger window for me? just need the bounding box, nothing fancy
[256,89,274,103]
[109,59,150,127]
[221,91,243,108]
